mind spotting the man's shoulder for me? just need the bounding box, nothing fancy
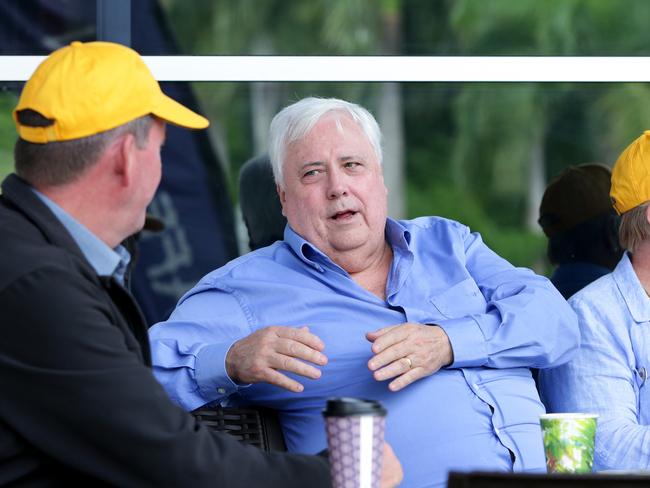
[399,216,469,240]
[197,241,297,283]
[568,272,622,324]
[569,270,616,303]
[0,201,83,292]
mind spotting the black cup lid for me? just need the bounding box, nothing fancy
[323,397,387,417]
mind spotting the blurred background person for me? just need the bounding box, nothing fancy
[538,163,623,299]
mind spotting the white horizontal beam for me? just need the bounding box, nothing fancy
[2,55,649,82]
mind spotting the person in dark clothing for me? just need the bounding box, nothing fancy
[238,154,287,250]
[538,163,623,299]
[0,40,401,487]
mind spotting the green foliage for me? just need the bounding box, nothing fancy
[450,0,650,55]
[0,92,17,185]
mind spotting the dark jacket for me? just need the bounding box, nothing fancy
[0,174,329,487]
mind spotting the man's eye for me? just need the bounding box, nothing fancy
[303,169,320,178]
[344,162,361,169]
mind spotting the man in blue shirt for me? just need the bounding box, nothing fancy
[540,131,650,471]
[150,97,579,487]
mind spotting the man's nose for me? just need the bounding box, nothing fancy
[327,168,348,199]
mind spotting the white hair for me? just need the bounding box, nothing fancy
[268,97,383,187]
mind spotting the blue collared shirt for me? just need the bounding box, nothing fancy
[32,189,130,285]
[540,253,650,471]
[150,217,578,487]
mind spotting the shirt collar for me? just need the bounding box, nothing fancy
[283,217,412,273]
[31,188,131,283]
[613,252,650,323]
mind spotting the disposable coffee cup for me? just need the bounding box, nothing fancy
[323,397,387,488]
[540,413,598,473]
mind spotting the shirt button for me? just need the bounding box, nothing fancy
[473,383,480,390]
[494,427,500,435]
[217,387,226,394]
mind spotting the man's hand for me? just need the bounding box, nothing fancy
[366,323,453,392]
[381,443,403,488]
[225,326,327,392]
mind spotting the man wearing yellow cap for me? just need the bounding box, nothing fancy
[0,41,401,487]
[540,131,650,471]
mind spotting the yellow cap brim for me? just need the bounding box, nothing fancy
[153,92,209,130]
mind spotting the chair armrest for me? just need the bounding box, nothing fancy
[192,405,287,452]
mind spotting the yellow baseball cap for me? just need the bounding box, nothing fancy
[611,130,650,215]
[13,41,208,143]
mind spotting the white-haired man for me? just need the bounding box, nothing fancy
[150,97,579,487]
[540,131,650,471]
[0,45,402,488]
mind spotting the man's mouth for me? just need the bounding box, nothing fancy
[331,210,357,220]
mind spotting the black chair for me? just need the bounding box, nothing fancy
[238,154,286,251]
[447,471,650,488]
[192,405,287,452]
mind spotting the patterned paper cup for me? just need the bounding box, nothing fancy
[323,398,387,488]
[540,413,598,473]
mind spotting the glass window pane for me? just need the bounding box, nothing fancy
[186,80,644,270]
[160,0,650,56]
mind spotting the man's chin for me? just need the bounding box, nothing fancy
[328,236,371,254]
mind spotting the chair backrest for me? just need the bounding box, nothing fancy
[238,154,286,251]
[447,471,650,488]
[192,405,287,452]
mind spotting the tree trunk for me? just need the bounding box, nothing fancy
[526,127,545,232]
[378,5,405,219]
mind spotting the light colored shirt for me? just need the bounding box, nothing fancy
[150,217,579,487]
[539,253,650,471]
[32,188,130,285]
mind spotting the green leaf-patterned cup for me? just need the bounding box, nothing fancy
[540,413,598,474]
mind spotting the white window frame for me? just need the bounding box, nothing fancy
[2,55,650,82]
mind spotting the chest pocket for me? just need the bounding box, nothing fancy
[429,278,486,319]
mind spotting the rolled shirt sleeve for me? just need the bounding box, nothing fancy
[149,284,252,410]
[439,226,580,370]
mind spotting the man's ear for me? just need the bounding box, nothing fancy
[115,133,136,186]
[276,183,287,217]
